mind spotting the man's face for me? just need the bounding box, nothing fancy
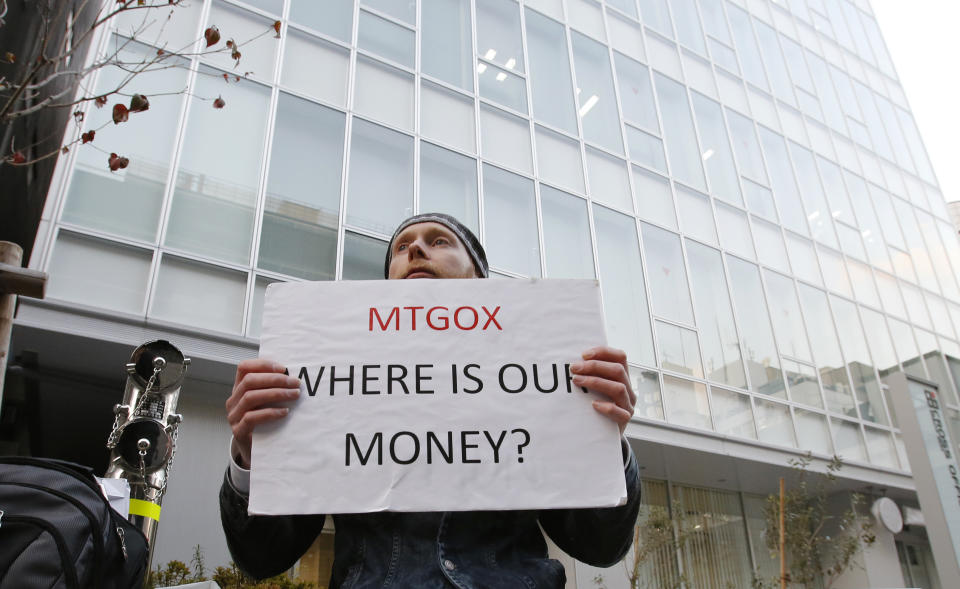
[387,222,479,280]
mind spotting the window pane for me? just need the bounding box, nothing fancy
[541,187,594,279]
[572,31,624,154]
[594,205,656,366]
[673,485,753,589]
[656,320,703,377]
[478,63,527,113]
[342,232,388,280]
[865,427,899,469]
[419,142,479,233]
[477,0,525,72]
[586,148,632,211]
[483,164,540,276]
[363,0,415,24]
[753,219,790,274]
[860,308,899,377]
[354,56,414,132]
[480,104,533,174]
[716,203,755,261]
[754,21,795,106]
[670,0,707,54]
[631,367,664,420]
[654,73,706,191]
[206,1,277,81]
[818,247,853,297]
[698,0,731,44]
[784,360,822,408]
[421,81,475,153]
[690,92,743,206]
[633,167,677,230]
[358,10,414,68]
[47,233,151,314]
[711,388,756,439]
[151,256,246,333]
[901,282,933,330]
[727,5,767,89]
[727,109,767,183]
[785,233,822,286]
[806,51,845,133]
[765,270,812,363]
[788,141,838,248]
[346,119,414,233]
[795,409,832,455]
[420,0,473,91]
[62,39,185,242]
[832,419,867,462]
[662,376,712,430]
[247,276,281,338]
[757,128,808,236]
[165,71,270,264]
[625,126,668,174]
[743,179,777,222]
[567,0,605,41]
[888,318,925,379]
[846,260,880,309]
[875,272,906,319]
[642,224,695,325]
[281,30,350,108]
[290,0,353,41]
[613,53,659,132]
[687,241,746,388]
[727,256,786,398]
[525,8,578,134]
[677,187,717,246]
[638,0,673,37]
[258,94,344,280]
[831,297,887,425]
[755,399,797,447]
[608,13,645,62]
[535,126,584,194]
[796,284,856,416]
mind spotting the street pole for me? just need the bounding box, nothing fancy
[0,241,47,419]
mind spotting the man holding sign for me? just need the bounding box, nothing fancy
[220,214,642,588]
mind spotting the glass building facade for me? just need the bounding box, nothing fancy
[15,0,960,585]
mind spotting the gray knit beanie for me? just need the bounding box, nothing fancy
[384,213,489,279]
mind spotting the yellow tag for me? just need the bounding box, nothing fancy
[128,498,161,521]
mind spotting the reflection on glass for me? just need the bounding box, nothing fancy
[830,297,887,425]
[727,109,767,183]
[478,62,528,114]
[594,205,656,366]
[258,94,344,280]
[525,8,578,134]
[796,284,856,416]
[783,360,822,408]
[419,142,478,233]
[673,485,753,588]
[342,232,388,280]
[765,270,812,363]
[887,318,924,379]
[421,0,472,90]
[916,329,960,405]
[642,224,695,325]
[757,128,808,236]
[540,186,594,279]
[63,39,187,242]
[483,164,540,277]
[753,218,790,274]
[346,118,414,234]
[784,233,822,286]
[818,247,853,297]
[711,387,756,439]
[690,92,742,206]
[477,0,525,73]
[631,367,664,420]
[727,256,785,398]
[572,31,624,154]
[633,167,677,230]
[656,320,703,377]
[165,70,270,264]
[662,376,712,430]
[654,73,706,191]
[687,241,746,388]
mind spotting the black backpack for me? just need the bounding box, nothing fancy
[0,457,149,589]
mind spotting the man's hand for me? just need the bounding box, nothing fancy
[226,358,300,469]
[570,347,636,436]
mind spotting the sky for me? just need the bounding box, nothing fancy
[871,1,960,203]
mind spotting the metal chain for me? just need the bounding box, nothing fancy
[105,362,162,449]
[158,416,181,499]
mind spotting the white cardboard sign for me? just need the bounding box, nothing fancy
[249,278,627,515]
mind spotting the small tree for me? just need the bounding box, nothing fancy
[0,0,280,168]
[752,454,876,589]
